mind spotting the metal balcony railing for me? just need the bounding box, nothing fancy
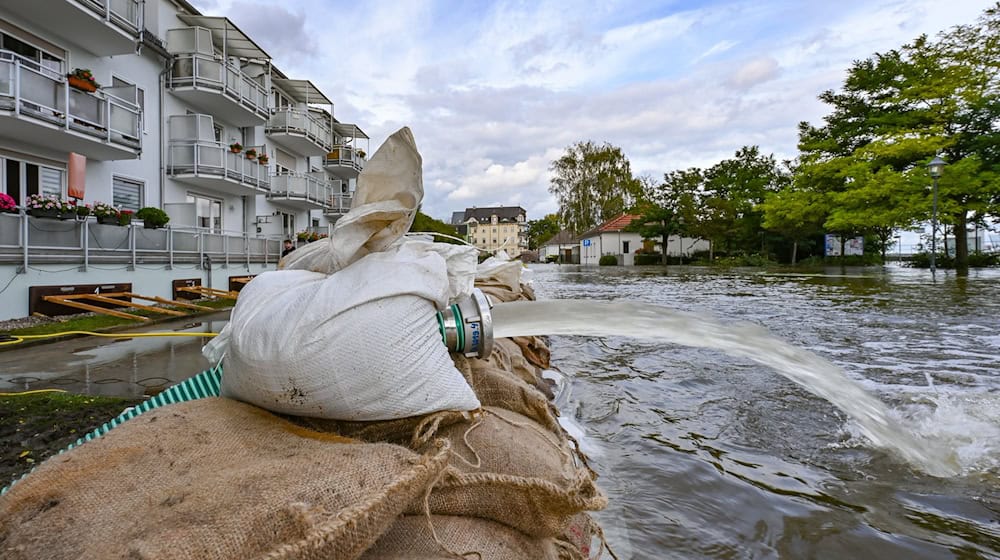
[322,144,365,173]
[268,172,340,207]
[167,53,269,117]
[167,141,271,190]
[266,108,333,152]
[0,212,283,272]
[325,193,354,215]
[80,0,143,34]
[0,50,142,151]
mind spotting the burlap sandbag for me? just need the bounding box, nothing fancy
[405,407,606,537]
[358,515,579,560]
[0,398,451,560]
[452,355,562,435]
[290,410,469,445]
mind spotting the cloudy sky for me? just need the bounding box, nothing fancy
[193,0,988,225]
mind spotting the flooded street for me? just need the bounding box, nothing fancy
[2,264,998,558]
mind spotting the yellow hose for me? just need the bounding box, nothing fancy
[0,388,68,396]
[0,330,218,347]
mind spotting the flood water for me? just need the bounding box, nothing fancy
[2,265,998,558]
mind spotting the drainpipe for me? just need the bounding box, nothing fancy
[159,62,168,209]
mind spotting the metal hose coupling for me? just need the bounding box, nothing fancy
[436,288,494,358]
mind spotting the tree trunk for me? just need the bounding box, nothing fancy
[955,211,969,276]
[840,236,846,263]
[661,233,668,266]
[791,240,798,265]
[709,239,714,261]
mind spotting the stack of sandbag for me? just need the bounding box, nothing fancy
[0,398,452,560]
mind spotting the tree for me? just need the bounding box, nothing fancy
[549,141,643,234]
[409,211,462,244]
[625,203,685,265]
[790,4,1000,272]
[526,213,561,250]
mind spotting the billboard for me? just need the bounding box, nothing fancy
[825,235,864,256]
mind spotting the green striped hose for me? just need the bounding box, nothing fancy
[1,365,223,496]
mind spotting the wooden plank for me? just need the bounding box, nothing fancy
[177,286,239,299]
[138,295,213,311]
[29,283,133,317]
[42,296,149,321]
[77,294,187,316]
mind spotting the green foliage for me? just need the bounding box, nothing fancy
[409,212,463,245]
[906,251,999,268]
[785,5,1000,271]
[527,213,561,249]
[549,141,643,234]
[625,202,685,265]
[599,254,618,266]
[634,253,662,265]
[135,207,169,227]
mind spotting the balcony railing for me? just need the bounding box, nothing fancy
[167,53,269,122]
[167,141,270,190]
[268,172,340,207]
[325,193,354,215]
[0,50,141,156]
[322,145,365,176]
[266,108,333,154]
[0,212,282,272]
[81,0,143,35]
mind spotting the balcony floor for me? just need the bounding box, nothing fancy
[10,0,138,56]
[170,88,266,127]
[266,131,328,157]
[168,171,269,197]
[0,109,141,161]
[322,162,361,180]
[266,193,326,210]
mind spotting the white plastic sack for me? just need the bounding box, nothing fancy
[219,244,480,420]
[280,127,423,275]
[205,127,482,420]
[476,250,527,293]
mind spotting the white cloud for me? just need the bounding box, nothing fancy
[193,0,991,221]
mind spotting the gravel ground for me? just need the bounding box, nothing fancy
[0,312,103,333]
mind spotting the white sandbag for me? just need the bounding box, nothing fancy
[476,250,526,293]
[280,127,423,275]
[220,243,480,421]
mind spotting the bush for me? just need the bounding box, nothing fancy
[545,255,560,263]
[599,254,618,266]
[634,253,662,265]
[135,207,169,227]
[906,251,999,268]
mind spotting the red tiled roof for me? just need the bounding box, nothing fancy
[580,214,641,237]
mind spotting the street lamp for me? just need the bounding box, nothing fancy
[926,156,947,274]
[894,235,902,261]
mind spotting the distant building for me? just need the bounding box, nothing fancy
[578,214,710,265]
[453,206,528,254]
[538,230,578,263]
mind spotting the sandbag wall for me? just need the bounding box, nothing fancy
[0,282,608,560]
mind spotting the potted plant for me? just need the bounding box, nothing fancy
[66,68,100,92]
[0,193,16,214]
[245,148,257,160]
[296,230,309,242]
[119,209,134,226]
[257,154,269,165]
[229,142,243,154]
[92,202,120,225]
[26,194,65,219]
[356,149,366,159]
[75,203,92,220]
[136,207,170,229]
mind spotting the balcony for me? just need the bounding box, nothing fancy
[166,26,269,126]
[267,172,340,210]
[8,0,142,56]
[324,192,353,217]
[266,108,333,156]
[167,112,268,195]
[322,145,366,179]
[0,51,141,160]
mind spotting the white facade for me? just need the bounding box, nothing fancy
[0,0,371,321]
[579,231,645,266]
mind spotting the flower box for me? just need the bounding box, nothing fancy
[68,75,97,92]
[97,214,120,225]
[30,208,61,220]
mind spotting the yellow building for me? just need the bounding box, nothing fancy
[456,206,528,254]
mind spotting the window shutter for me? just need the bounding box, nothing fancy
[112,176,143,211]
[40,167,62,197]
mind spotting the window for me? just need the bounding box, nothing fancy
[0,32,62,73]
[112,176,143,211]
[2,156,63,204]
[623,241,630,254]
[186,193,222,232]
[277,211,294,237]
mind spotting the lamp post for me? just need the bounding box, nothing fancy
[894,235,901,262]
[926,156,947,274]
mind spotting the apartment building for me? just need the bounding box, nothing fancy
[453,206,528,255]
[0,0,369,320]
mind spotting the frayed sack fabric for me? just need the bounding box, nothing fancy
[358,515,577,560]
[452,355,562,435]
[0,398,451,560]
[404,407,607,537]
